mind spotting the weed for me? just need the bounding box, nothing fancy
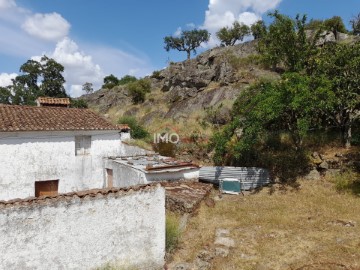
[166,213,181,253]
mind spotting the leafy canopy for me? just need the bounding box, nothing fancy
[0,56,67,105]
[164,29,210,60]
[250,20,267,40]
[216,21,250,46]
[259,11,319,72]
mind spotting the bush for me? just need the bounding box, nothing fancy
[166,214,181,253]
[330,170,360,195]
[118,116,149,139]
[118,75,137,85]
[127,79,151,104]
[70,98,88,108]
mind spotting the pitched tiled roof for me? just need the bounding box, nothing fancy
[0,105,125,132]
[37,97,70,105]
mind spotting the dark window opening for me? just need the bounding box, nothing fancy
[35,180,59,197]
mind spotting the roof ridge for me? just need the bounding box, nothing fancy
[0,183,161,209]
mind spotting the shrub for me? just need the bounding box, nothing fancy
[118,75,137,85]
[127,79,151,104]
[70,98,88,108]
[118,116,149,139]
[330,170,360,196]
[166,214,181,253]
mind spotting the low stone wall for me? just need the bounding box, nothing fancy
[0,184,165,270]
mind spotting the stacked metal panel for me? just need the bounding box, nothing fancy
[199,166,271,190]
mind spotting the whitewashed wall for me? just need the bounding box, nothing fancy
[0,130,124,201]
[0,185,165,270]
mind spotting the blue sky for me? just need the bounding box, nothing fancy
[0,0,359,97]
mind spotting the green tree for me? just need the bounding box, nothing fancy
[250,20,267,40]
[350,13,360,35]
[118,75,137,85]
[259,11,319,72]
[102,74,119,89]
[305,19,324,30]
[118,116,149,139]
[324,16,347,39]
[127,79,151,104]
[82,82,93,94]
[233,73,332,148]
[40,56,67,98]
[0,86,11,104]
[164,29,210,60]
[309,42,360,147]
[216,21,250,46]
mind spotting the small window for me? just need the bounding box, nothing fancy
[35,180,59,197]
[75,136,91,156]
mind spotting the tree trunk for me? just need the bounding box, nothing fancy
[186,50,191,60]
[341,125,352,148]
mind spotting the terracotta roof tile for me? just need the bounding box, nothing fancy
[37,97,70,105]
[0,105,122,132]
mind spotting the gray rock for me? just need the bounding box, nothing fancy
[305,169,321,180]
[214,236,235,247]
[215,247,229,257]
[215,228,230,237]
[318,161,329,170]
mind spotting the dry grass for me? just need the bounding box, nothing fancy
[170,179,360,269]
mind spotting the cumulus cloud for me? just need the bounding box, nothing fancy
[202,0,282,46]
[0,73,17,87]
[34,38,103,97]
[22,13,70,41]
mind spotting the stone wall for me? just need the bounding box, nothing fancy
[0,184,165,270]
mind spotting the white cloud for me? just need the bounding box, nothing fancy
[0,0,15,9]
[34,37,103,97]
[0,73,17,87]
[22,13,70,41]
[202,0,282,46]
[174,27,182,37]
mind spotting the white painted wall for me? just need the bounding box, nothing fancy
[0,185,165,270]
[0,130,126,201]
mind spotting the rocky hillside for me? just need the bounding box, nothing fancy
[82,41,279,136]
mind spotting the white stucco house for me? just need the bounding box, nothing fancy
[0,103,131,201]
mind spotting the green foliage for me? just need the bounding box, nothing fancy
[305,19,324,30]
[70,99,88,108]
[82,82,93,94]
[164,29,210,60]
[127,79,151,104]
[151,70,162,79]
[166,214,181,253]
[102,74,119,89]
[330,170,360,196]
[216,21,250,46]
[259,11,319,72]
[1,56,67,105]
[118,116,149,139]
[350,13,360,35]
[324,16,347,38]
[251,20,267,40]
[309,42,360,147]
[0,87,11,104]
[118,75,137,85]
[40,56,67,97]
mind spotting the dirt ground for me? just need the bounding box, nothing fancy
[167,179,360,270]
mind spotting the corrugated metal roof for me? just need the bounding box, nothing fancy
[199,166,271,190]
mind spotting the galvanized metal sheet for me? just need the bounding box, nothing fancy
[199,166,270,190]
